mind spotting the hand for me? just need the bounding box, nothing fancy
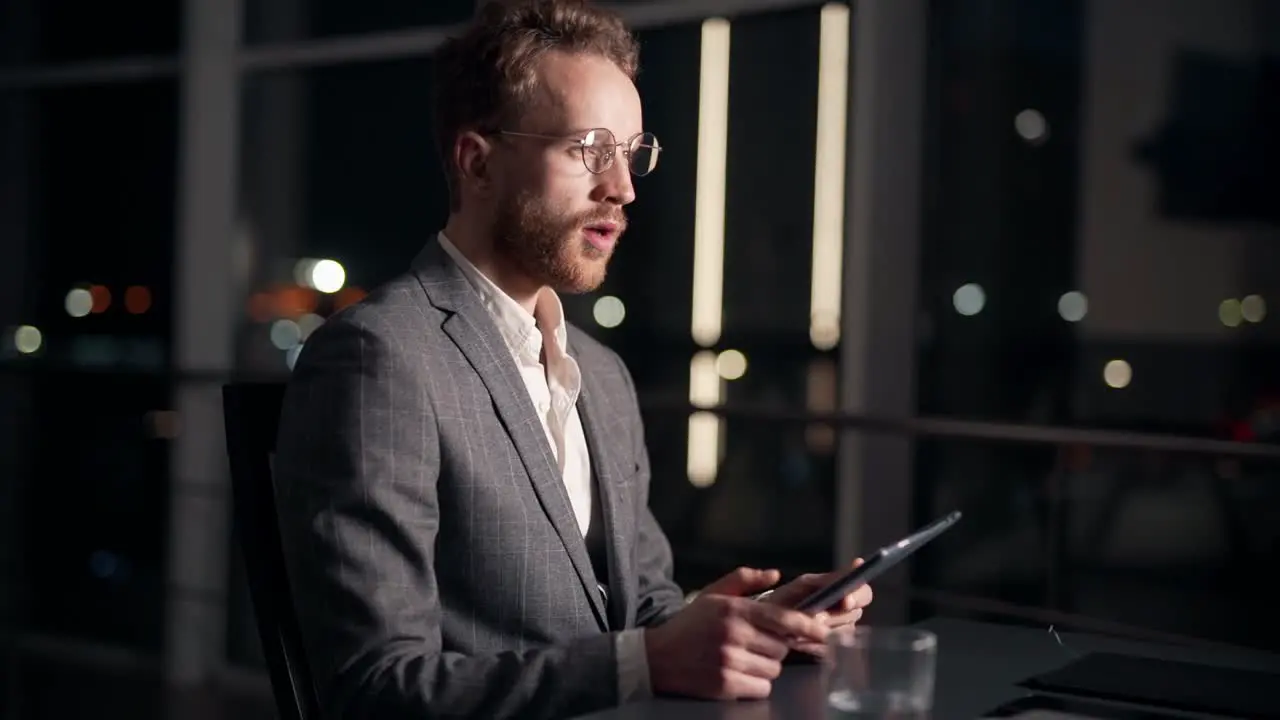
[644,567,829,700]
[762,558,874,658]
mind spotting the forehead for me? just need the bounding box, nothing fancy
[523,51,643,138]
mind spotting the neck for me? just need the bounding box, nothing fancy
[442,213,542,314]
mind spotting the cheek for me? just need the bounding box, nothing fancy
[540,163,596,198]
[514,183,570,220]
[495,156,548,198]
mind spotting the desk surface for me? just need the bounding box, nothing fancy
[570,616,1280,720]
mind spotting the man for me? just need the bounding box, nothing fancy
[273,1,873,718]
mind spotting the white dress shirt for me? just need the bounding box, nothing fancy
[437,233,652,702]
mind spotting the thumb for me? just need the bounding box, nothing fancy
[701,567,781,598]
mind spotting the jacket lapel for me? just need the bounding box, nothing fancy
[573,350,638,630]
[410,239,609,631]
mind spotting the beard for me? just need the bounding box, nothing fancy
[491,187,626,295]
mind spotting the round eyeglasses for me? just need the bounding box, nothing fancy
[499,128,661,176]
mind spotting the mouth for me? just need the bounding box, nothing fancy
[583,222,621,250]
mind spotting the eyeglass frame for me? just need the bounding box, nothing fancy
[494,128,662,176]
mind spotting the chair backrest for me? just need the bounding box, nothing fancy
[222,382,322,720]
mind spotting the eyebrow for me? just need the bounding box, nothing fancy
[539,127,599,138]
[568,128,649,140]
[504,127,649,144]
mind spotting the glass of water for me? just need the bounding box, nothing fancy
[823,625,937,719]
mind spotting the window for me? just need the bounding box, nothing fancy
[913,0,1280,649]
[0,0,180,65]
[244,0,475,45]
[1,80,177,649]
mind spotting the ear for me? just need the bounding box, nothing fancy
[455,130,495,195]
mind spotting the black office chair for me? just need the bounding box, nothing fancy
[223,382,322,720]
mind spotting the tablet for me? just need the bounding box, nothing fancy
[793,510,963,614]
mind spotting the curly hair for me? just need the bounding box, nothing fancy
[432,0,640,209]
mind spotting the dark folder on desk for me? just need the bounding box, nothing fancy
[1019,652,1280,719]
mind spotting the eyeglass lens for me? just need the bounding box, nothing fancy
[582,129,660,176]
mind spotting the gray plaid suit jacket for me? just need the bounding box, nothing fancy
[272,236,687,720]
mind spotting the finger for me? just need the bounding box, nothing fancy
[741,624,791,660]
[719,669,772,700]
[847,583,874,612]
[834,559,866,610]
[744,603,828,643]
[831,583,852,612]
[822,608,863,629]
[763,573,827,607]
[722,644,784,681]
[831,579,873,613]
[726,614,793,660]
[795,572,828,587]
[703,566,782,598]
[789,640,829,659]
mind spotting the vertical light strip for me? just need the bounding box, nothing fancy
[687,350,724,487]
[809,2,851,350]
[690,17,730,348]
[688,17,732,487]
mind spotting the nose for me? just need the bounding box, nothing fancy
[592,154,636,206]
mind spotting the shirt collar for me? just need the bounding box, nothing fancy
[437,231,569,361]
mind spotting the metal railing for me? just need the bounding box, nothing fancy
[639,400,1280,459]
[5,365,1278,459]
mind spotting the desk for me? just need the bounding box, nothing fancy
[570,617,1280,720]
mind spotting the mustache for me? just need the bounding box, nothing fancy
[578,210,628,231]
